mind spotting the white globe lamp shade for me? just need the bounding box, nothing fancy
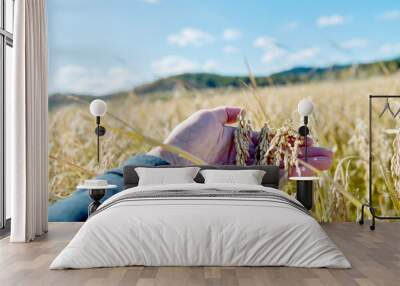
[298,99,314,116]
[90,99,107,117]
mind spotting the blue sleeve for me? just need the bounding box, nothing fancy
[48,154,169,222]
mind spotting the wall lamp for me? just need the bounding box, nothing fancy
[289,99,317,210]
[89,99,107,163]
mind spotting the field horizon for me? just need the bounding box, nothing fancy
[48,56,400,111]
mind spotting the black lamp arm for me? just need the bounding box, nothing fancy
[298,116,310,165]
[94,116,106,163]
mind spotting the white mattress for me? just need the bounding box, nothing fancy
[50,183,351,269]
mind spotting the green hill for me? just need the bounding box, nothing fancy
[132,57,400,95]
[49,57,400,110]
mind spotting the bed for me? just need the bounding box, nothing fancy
[50,165,351,269]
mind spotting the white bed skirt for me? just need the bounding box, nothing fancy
[50,183,351,269]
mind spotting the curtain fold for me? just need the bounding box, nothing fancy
[9,0,48,242]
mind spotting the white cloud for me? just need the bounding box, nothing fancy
[379,10,400,20]
[253,36,276,49]
[253,36,287,63]
[282,21,299,31]
[203,60,218,71]
[253,36,288,63]
[287,47,320,64]
[223,45,238,54]
[380,43,400,55]
[53,65,139,95]
[152,55,217,76]
[258,46,320,71]
[222,29,242,41]
[138,0,159,4]
[262,46,287,63]
[151,56,197,76]
[167,27,214,47]
[340,38,368,49]
[254,33,319,67]
[316,14,346,27]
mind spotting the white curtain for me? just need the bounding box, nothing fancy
[8,0,48,242]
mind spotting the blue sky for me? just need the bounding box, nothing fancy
[47,0,400,95]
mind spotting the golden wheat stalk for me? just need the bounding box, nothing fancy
[49,155,96,176]
[240,81,268,124]
[110,127,206,165]
[234,110,252,166]
[65,94,206,165]
[256,123,270,165]
[328,156,365,210]
[390,132,400,201]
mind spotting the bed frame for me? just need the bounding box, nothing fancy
[123,165,280,189]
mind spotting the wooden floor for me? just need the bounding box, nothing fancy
[0,222,399,286]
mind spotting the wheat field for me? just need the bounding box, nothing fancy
[49,73,400,222]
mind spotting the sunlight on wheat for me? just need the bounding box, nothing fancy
[49,72,400,222]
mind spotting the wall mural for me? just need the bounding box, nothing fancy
[47,0,400,222]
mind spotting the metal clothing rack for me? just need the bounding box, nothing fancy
[359,95,400,230]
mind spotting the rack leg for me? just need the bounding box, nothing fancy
[359,204,366,225]
[370,218,375,230]
[370,207,376,231]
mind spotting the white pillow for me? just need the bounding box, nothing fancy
[136,167,200,186]
[200,169,265,185]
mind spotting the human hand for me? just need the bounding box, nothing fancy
[287,139,333,177]
[148,106,333,174]
[148,106,258,165]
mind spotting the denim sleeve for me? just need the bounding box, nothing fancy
[48,154,170,222]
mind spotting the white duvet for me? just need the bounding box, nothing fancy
[50,183,351,269]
